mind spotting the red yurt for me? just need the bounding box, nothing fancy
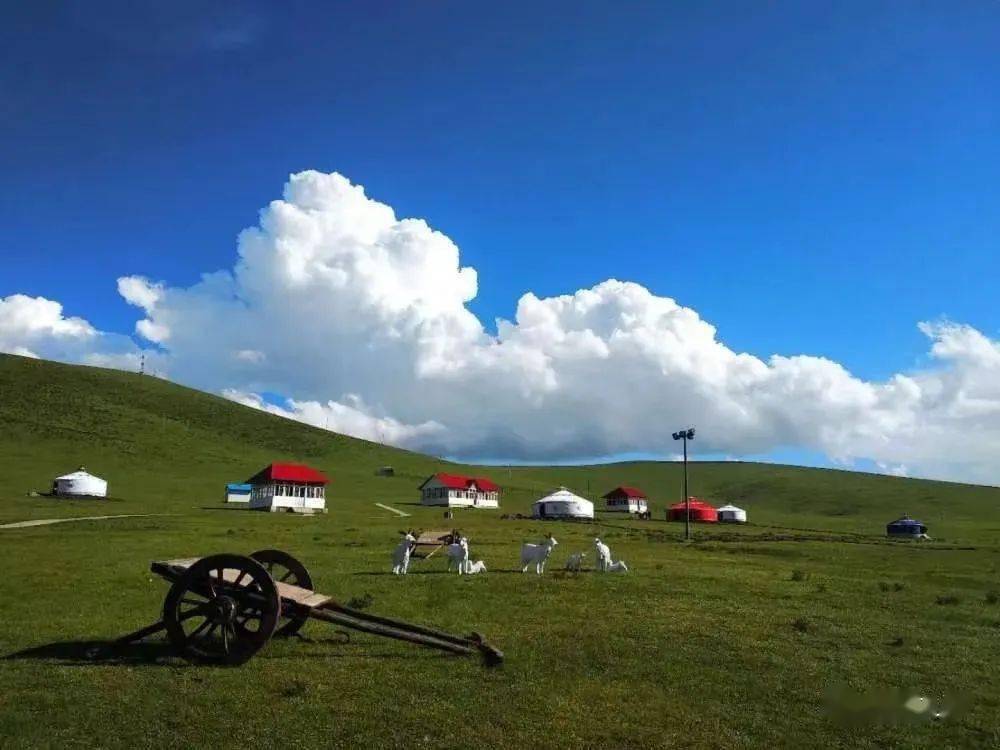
[667,498,718,523]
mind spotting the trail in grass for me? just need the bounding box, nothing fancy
[0,513,166,529]
[374,503,410,517]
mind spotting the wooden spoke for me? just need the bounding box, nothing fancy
[189,618,213,639]
[163,554,279,665]
[249,550,313,637]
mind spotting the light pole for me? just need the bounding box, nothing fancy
[672,428,695,540]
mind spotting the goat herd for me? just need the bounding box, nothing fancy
[391,532,629,576]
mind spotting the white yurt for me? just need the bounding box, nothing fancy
[531,487,594,520]
[717,504,747,523]
[52,467,108,498]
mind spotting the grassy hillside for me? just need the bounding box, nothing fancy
[2,353,995,539]
[1,354,999,749]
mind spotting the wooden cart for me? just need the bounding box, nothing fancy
[409,530,456,559]
[115,550,502,666]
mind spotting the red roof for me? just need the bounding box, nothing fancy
[247,463,329,485]
[603,485,647,500]
[668,498,715,510]
[420,472,500,492]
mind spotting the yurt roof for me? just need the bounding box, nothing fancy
[668,498,716,510]
[717,504,745,512]
[55,468,103,481]
[888,517,924,527]
[534,487,592,505]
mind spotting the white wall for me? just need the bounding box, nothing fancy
[55,473,107,497]
[249,482,326,512]
[420,487,499,508]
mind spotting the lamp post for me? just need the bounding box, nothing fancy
[672,428,695,540]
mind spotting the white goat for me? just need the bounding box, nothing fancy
[391,532,416,575]
[445,537,470,574]
[565,551,587,571]
[594,538,612,572]
[607,560,629,573]
[521,535,558,574]
[466,559,487,575]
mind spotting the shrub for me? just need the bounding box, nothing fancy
[347,592,375,610]
[985,591,999,605]
[792,617,811,633]
[279,680,308,698]
[889,636,904,647]
[935,594,960,606]
[879,581,905,592]
[790,569,809,582]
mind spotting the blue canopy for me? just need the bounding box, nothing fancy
[226,483,252,493]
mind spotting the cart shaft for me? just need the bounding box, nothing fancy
[307,608,477,657]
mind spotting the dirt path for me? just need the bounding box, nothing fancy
[0,514,166,530]
[374,502,411,517]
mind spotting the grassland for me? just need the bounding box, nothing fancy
[1,353,998,749]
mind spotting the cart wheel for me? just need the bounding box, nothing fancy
[162,553,279,665]
[250,549,313,637]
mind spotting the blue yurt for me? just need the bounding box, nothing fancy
[886,515,927,539]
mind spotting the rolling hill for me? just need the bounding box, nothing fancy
[2,353,999,749]
[1,353,996,539]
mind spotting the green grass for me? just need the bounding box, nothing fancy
[1,353,999,748]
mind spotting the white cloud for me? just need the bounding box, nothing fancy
[5,170,1000,484]
[0,293,156,372]
[0,294,96,345]
[222,389,444,448]
[234,349,266,364]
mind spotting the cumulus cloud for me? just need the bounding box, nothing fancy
[0,293,158,371]
[4,170,1000,484]
[222,389,445,447]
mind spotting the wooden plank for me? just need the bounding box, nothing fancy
[150,557,331,608]
[275,581,331,609]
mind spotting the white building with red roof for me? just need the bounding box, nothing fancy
[418,473,501,509]
[247,462,329,514]
[602,486,649,514]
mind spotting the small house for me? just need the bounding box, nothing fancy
[224,483,252,503]
[52,467,107,498]
[717,504,747,523]
[247,463,328,514]
[603,486,648,514]
[667,498,718,523]
[419,473,501,509]
[532,487,594,520]
[886,515,928,539]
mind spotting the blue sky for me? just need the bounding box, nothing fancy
[2,2,999,479]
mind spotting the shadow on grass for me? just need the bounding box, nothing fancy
[198,506,250,512]
[353,568,591,576]
[4,640,180,667]
[5,638,439,666]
